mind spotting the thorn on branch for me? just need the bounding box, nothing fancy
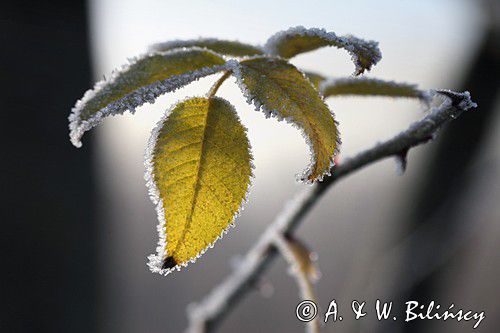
[435,89,477,110]
[394,148,409,175]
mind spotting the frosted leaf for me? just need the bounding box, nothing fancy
[321,77,431,103]
[145,97,254,276]
[302,71,326,90]
[150,38,263,57]
[264,26,382,75]
[231,57,340,182]
[69,47,232,147]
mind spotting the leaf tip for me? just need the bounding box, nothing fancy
[69,122,83,147]
[145,96,253,277]
[147,254,177,276]
[162,256,179,270]
[71,139,83,148]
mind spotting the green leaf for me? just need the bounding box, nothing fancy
[151,38,263,57]
[303,71,326,90]
[321,77,428,100]
[233,57,340,182]
[264,26,381,75]
[146,97,253,275]
[69,48,229,147]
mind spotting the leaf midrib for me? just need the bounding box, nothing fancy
[171,101,213,256]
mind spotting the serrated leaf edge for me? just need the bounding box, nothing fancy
[230,58,341,184]
[264,26,382,75]
[69,47,238,148]
[144,96,255,276]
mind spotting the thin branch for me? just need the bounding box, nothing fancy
[186,90,476,333]
[274,234,320,333]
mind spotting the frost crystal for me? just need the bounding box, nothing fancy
[435,89,477,110]
[68,47,232,148]
[144,96,254,276]
[230,59,340,183]
[187,187,313,330]
[264,26,382,75]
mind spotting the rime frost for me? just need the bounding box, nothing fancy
[187,187,313,331]
[144,96,254,276]
[264,26,382,75]
[320,77,432,104]
[435,89,477,110]
[187,88,477,330]
[230,60,340,183]
[68,48,235,148]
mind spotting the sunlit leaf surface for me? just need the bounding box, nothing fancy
[234,57,339,182]
[146,97,253,275]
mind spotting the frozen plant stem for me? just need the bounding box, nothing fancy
[207,71,231,97]
[186,90,476,333]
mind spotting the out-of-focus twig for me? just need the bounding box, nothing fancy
[274,234,320,333]
[186,90,476,333]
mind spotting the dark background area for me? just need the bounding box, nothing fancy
[1,1,96,332]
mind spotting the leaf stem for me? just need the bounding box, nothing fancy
[186,90,476,333]
[207,71,231,97]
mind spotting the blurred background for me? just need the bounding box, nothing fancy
[1,0,499,332]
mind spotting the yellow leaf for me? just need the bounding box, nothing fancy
[146,97,253,275]
[151,38,263,57]
[234,57,340,182]
[303,71,326,90]
[69,48,228,147]
[264,26,381,75]
[322,77,428,100]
